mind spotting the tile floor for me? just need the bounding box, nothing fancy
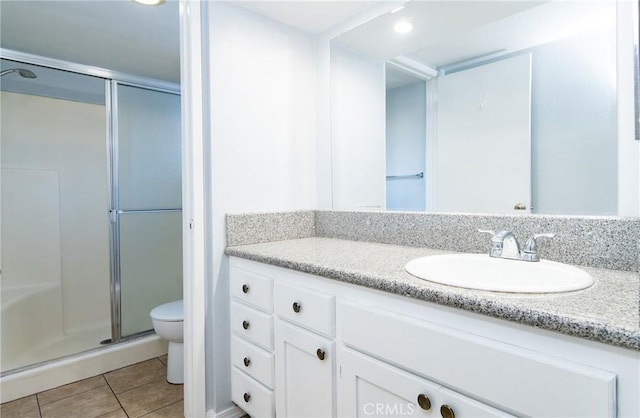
[0,355,183,418]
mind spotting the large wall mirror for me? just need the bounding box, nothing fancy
[330,0,640,216]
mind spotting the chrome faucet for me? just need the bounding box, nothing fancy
[478,230,555,262]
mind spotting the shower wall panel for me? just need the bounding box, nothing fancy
[1,91,110,337]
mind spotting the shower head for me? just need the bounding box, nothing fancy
[0,68,38,79]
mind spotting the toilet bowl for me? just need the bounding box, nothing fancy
[150,300,183,384]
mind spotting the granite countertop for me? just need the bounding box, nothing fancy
[225,237,640,351]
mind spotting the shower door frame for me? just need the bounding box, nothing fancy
[0,48,181,364]
[108,80,182,343]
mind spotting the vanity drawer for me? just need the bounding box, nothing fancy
[231,336,275,389]
[232,367,275,418]
[231,301,273,350]
[340,348,515,418]
[230,266,274,313]
[275,281,335,338]
[340,301,616,418]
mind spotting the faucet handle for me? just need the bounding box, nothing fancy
[522,233,556,261]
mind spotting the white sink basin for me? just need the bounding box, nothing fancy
[405,254,594,293]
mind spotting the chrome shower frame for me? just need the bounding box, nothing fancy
[0,48,181,375]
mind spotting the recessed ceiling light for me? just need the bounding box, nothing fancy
[133,0,166,5]
[394,21,413,34]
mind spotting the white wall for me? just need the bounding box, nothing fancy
[331,44,386,210]
[206,2,317,414]
[386,82,426,211]
[0,91,110,334]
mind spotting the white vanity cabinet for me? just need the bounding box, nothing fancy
[340,348,515,418]
[229,257,640,418]
[229,264,276,417]
[230,258,337,418]
[274,280,336,417]
[340,301,617,418]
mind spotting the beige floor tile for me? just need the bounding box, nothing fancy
[140,400,183,418]
[40,386,120,418]
[0,395,41,418]
[96,409,128,418]
[104,358,166,394]
[117,379,183,418]
[37,375,106,405]
[157,355,168,365]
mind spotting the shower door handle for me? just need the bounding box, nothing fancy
[109,209,118,223]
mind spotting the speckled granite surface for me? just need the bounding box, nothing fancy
[226,211,315,246]
[316,211,640,271]
[225,237,640,351]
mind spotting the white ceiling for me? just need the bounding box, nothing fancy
[0,0,386,85]
[0,0,181,83]
[235,1,381,34]
[334,1,615,72]
[335,1,543,63]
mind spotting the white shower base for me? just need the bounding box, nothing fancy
[1,284,167,403]
[2,322,111,373]
[1,283,110,373]
[1,334,167,403]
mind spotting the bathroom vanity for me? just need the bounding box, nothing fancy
[226,235,640,418]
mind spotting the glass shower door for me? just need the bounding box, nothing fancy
[112,83,182,339]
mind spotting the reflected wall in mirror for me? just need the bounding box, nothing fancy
[330,1,640,216]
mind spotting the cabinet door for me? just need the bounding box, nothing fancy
[340,349,439,417]
[339,349,515,418]
[275,321,335,417]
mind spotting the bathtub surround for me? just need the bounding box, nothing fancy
[226,210,640,272]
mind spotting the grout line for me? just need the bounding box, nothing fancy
[103,372,130,418]
[36,376,108,407]
[137,399,183,418]
[95,406,126,418]
[105,358,167,397]
[103,357,162,376]
[35,394,44,418]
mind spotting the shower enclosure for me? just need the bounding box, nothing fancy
[0,53,182,375]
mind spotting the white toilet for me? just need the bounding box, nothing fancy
[150,300,184,384]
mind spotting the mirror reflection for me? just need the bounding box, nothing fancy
[330,1,639,216]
